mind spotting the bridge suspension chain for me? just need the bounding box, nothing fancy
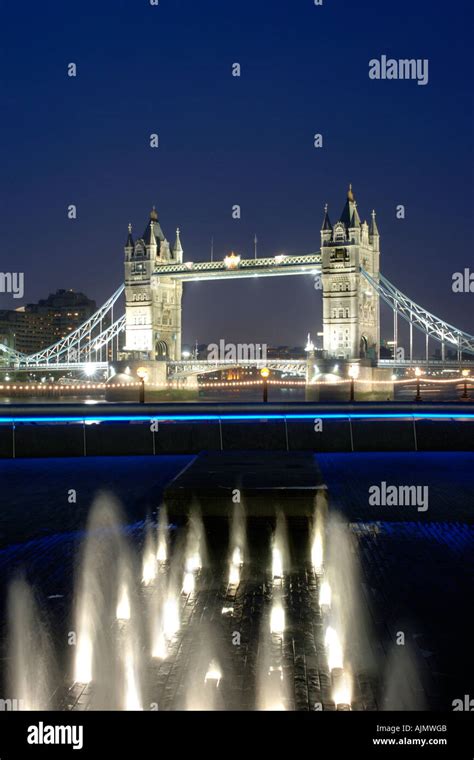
[21,284,125,367]
[360,268,474,356]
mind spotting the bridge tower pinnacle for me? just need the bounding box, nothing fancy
[321,186,380,361]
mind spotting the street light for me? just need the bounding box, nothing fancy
[136,366,149,404]
[260,367,270,403]
[414,366,422,402]
[461,369,470,400]
[348,363,359,402]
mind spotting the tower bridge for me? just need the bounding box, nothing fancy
[1,186,473,382]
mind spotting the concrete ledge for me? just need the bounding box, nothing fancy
[286,419,352,452]
[0,424,13,457]
[154,421,221,453]
[13,422,84,458]
[416,420,474,451]
[0,402,472,457]
[352,419,416,452]
[221,419,287,450]
[85,422,155,456]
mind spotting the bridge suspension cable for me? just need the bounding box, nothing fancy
[361,269,474,357]
[20,284,125,367]
[0,343,26,364]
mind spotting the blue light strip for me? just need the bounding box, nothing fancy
[0,413,473,423]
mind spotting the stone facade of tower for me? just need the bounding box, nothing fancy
[320,186,380,360]
[123,208,183,361]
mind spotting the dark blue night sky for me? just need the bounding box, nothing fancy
[1,0,472,348]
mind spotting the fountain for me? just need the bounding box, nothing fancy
[272,511,289,581]
[228,500,246,586]
[256,612,289,710]
[310,490,328,574]
[4,485,385,712]
[118,621,144,711]
[183,623,225,710]
[270,591,286,635]
[72,492,144,709]
[7,577,54,710]
[141,518,157,586]
[314,508,376,710]
[382,642,427,710]
[156,504,169,563]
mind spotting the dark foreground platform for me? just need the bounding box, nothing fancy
[164,451,326,516]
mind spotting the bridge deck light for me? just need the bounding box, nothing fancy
[224,252,241,270]
[415,366,422,402]
[348,364,360,380]
[84,363,97,377]
[349,363,359,401]
[136,367,148,404]
[260,367,270,403]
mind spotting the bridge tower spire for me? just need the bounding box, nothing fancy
[321,185,380,361]
[173,227,183,261]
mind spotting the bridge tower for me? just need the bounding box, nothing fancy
[320,185,380,361]
[123,208,183,361]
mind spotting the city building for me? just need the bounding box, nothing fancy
[0,290,97,355]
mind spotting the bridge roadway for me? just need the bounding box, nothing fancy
[152,252,322,281]
[4,357,474,375]
[168,359,308,378]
